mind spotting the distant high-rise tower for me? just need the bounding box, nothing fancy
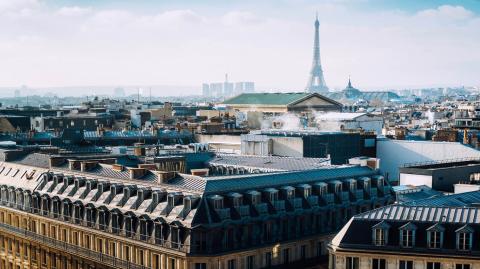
[306,14,328,93]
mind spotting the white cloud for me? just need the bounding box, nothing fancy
[417,5,474,21]
[0,0,38,12]
[222,11,265,26]
[153,9,204,24]
[0,2,478,95]
[57,6,91,17]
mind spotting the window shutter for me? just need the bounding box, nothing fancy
[456,233,460,250]
[427,231,431,247]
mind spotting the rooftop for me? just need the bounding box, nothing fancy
[208,154,331,172]
[222,92,311,106]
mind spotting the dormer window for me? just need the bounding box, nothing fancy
[399,222,417,248]
[334,184,341,193]
[212,196,223,210]
[228,193,243,207]
[456,225,473,251]
[264,189,278,202]
[246,191,261,205]
[167,195,175,208]
[427,223,444,249]
[270,192,278,202]
[318,185,327,196]
[361,178,371,191]
[346,180,356,192]
[251,194,259,205]
[297,184,311,198]
[183,198,191,211]
[286,190,294,199]
[349,183,356,192]
[232,197,242,207]
[372,221,390,246]
[374,229,385,246]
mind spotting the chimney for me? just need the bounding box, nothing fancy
[156,171,177,184]
[49,157,65,168]
[138,163,157,170]
[111,164,124,171]
[68,159,81,171]
[129,168,147,179]
[81,161,98,172]
[191,168,209,177]
[133,143,146,156]
[98,158,116,165]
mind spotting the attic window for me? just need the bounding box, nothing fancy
[250,193,260,205]
[372,221,390,246]
[349,182,356,192]
[427,224,444,249]
[318,185,327,196]
[334,184,341,193]
[167,195,175,208]
[184,198,191,211]
[399,222,417,248]
[373,228,385,246]
[213,198,223,210]
[456,225,473,251]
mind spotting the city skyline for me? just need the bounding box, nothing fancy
[0,0,479,96]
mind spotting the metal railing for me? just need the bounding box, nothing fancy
[0,201,190,252]
[402,157,480,168]
[0,222,148,269]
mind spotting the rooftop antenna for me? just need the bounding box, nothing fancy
[137,88,140,103]
[149,87,152,104]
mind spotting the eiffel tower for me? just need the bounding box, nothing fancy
[306,14,329,93]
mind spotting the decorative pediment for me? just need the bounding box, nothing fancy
[399,222,417,230]
[456,224,474,234]
[427,223,445,232]
[373,220,390,230]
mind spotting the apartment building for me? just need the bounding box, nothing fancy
[0,152,393,269]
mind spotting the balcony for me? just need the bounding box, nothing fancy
[234,205,250,217]
[273,200,285,213]
[307,196,319,208]
[290,198,303,209]
[215,208,231,220]
[336,191,350,204]
[0,222,149,269]
[352,190,364,202]
[254,203,268,214]
[369,188,378,199]
[320,194,334,205]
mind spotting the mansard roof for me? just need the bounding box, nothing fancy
[166,165,377,194]
[330,204,480,256]
[0,156,389,230]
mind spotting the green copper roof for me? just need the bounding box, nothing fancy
[223,92,311,106]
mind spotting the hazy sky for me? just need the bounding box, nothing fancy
[0,0,479,95]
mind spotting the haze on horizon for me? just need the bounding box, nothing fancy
[0,0,479,96]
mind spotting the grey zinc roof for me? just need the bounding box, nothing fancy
[403,190,480,207]
[184,165,375,194]
[12,153,51,168]
[355,204,480,224]
[209,154,331,171]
